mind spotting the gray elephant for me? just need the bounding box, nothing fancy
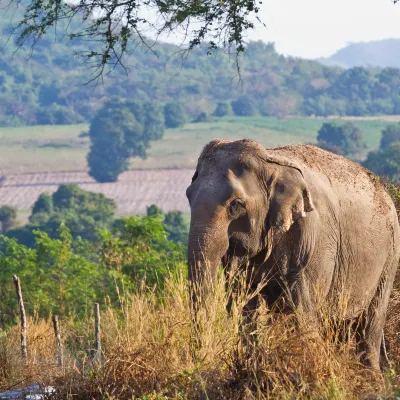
[186,139,400,370]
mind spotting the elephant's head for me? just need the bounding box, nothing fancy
[186,139,314,296]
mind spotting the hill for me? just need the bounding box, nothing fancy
[318,39,400,69]
[2,10,400,123]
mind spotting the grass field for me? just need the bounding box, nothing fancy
[0,116,397,174]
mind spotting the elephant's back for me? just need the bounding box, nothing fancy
[268,144,394,220]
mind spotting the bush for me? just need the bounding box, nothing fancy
[380,123,400,150]
[164,102,186,128]
[231,95,256,117]
[212,102,232,117]
[363,143,400,183]
[8,185,116,246]
[317,121,366,157]
[146,204,189,245]
[192,112,212,123]
[0,205,17,233]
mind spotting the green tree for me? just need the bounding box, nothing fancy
[87,99,165,183]
[0,205,17,233]
[31,193,53,217]
[213,102,232,117]
[363,143,400,183]
[317,122,366,157]
[231,96,256,117]
[164,102,186,128]
[7,184,116,246]
[380,124,400,150]
[146,204,189,244]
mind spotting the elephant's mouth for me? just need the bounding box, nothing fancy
[221,238,248,268]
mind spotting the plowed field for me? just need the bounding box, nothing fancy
[0,169,193,215]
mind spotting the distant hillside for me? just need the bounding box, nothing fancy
[1,9,400,123]
[318,39,400,69]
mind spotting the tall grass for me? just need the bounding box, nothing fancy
[0,270,395,399]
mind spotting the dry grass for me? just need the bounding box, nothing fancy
[0,271,398,399]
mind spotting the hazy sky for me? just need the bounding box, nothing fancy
[159,0,400,59]
[246,0,400,59]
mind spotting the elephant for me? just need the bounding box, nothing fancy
[186,139,400,370]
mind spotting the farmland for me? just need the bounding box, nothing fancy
[0,116,398,215]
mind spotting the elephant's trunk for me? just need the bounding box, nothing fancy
[188,202,229,302]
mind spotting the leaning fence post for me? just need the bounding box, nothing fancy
[12,274,27,362]
[52,315,63,368]
[94,302,101,361]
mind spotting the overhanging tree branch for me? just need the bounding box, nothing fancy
[5,0,264,75]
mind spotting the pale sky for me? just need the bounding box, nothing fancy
[160,0,400,59]
[248,0,400,58]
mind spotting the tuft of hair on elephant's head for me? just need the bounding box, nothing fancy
[186,138,400,370]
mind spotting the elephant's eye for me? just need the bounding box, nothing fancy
[191,171,198,183]
[229,199,246,218]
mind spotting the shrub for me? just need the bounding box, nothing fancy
[164,102,186,128]
[231,95,256,117]
[317,121,366,157]
[212,102,232,117]
[0,205,17,233]
[380,123,400,150]
[363,143,400,183]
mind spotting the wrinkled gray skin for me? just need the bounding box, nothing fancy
[186,139,400,370]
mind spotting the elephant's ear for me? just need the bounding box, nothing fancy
[269,182,314,232]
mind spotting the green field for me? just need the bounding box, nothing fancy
[0,117,396,174]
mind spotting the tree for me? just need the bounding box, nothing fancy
[8,0,262,75]
[31,193,53,217]
[7,184,117,246]
[0,205,17,233]
[231,96,256,117]
[317,122,366,157]
[146,204,188,244]
[363,143,400,183]
[164,102,186,128]
[213,102,232,117]
[87,99,165,182]
[380,124,400,150]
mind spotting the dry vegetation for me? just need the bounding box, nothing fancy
[0,188,399,400]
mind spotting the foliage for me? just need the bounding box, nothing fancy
[213,102,232,117]
[317,121,366,157]
[30,193,53,217]
[1,16,400,126]
[8,0,262,72]
[87,98,165,182]
[380,123,400,150]
[0,206,17,233]
[231,95,256,117]
[363,143,400,183]
[7,184,116,246]
[0,216,185,327]
[192,112,213,123]
[146,204,189,245]
[164,102,186,128]
[103,215,185,286]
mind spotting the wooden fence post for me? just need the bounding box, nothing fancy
[52,315,63,368]
[94,302,101,361]
[12,274,27,362]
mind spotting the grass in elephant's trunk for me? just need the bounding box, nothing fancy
[0,269,394,399]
